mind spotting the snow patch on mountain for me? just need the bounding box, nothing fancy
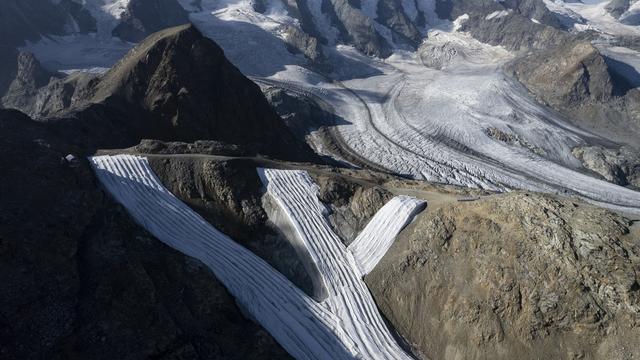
[545,0,640,36]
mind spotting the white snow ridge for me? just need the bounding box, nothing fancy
[90,155,425,360]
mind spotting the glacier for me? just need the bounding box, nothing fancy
[25,0,640,216]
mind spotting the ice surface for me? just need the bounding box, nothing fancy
[22,0,134,71]
[254,30,640,215]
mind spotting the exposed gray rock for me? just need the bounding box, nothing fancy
[603,0,639,25]
[1,52,57,114]
[507,39,640,147]
[462,11,568,51]
[282,25,325,61]
[112,0,190,42]
[376,0,422,48]
[263,86,331,138]
[607,0,631,19]
[501,0,562,28]
[573,145,640,187]
[147,156,318,297]
[131,138,249,156]
[290,0,326,43]
[485,127,544,155]
[367,192,640,359]
[620,5,640,25]
[311,172,392,244]
[324,0,392,57]
[31,71,98,118]
[1,52,101,118]
[434,0,569,51]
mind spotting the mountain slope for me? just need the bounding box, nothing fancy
[112,0,189,42]
[367,192,640,359]
[0,108,292,360]
[39,24,317,160]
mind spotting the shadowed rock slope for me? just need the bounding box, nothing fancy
[112,0,190,42]
[0,108,291,360]
[367,192,640,360]
[507,39,640,147]
[35,24,316,161]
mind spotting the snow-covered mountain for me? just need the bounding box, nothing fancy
[3,1,640,360]
[2,0,640,213]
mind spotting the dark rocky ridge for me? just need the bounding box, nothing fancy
[146,156,319,297]
[112,0,190,42]
[311,173,393,244]
[376,0,423,48]
[326,0,393,57]
[435,0,570,51]
[0,109,291,359]
[607,0,631,19]
[14,24,318,161]
[606,0,640,25]
[282,25,325,62]
[1,52,61,116]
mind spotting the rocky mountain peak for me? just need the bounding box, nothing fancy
[112,0,190,42]
[31,24,314,161]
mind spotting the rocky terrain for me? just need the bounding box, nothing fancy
[507,38,640,147]
[607,0,640,25]
[0,109,291,359]
[367,192,640,360]
[573,145,640,187]
[1,23,315,160]
[2,0,640,359]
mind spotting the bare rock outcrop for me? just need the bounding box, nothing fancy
[509,41,615,104]
[147,155,318,297]
[312,173,392,244]
[507,39,640,147]
[1,52,58,116]
[573,145,640,187]
[282,25,324,61]
[367,192,640,359]
[112,0,190,42]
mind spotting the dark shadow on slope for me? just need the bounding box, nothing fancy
[605,56,640,96]
[147,156,321,300]
[193,19,297,78]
